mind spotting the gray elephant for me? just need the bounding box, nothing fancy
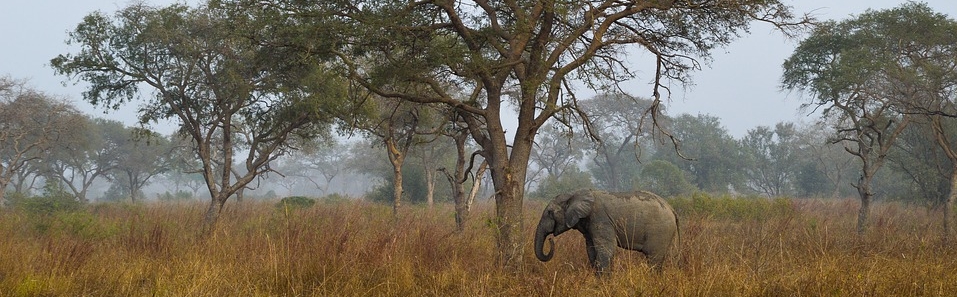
[534,188,679,274]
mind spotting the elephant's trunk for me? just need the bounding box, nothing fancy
[534,224,555,262]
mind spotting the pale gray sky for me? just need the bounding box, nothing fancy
[2,1,955,137]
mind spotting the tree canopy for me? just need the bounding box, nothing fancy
[51,3,350,229]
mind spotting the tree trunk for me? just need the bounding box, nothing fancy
[202,195,228,234]
[856,174,873,234]
[944,168,957,239]
[492,174,525,270]
[488,137,533,271]
[467,162,487,214]
[425,167,435,209]
[392,164,403,217]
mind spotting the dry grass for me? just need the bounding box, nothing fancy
[0,196,955,296]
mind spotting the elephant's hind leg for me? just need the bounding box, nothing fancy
[641,234,674,271]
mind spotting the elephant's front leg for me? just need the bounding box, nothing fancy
[592,244,614,275]
[584,233,597,266]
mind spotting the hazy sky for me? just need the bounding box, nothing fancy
[2,1,956,137]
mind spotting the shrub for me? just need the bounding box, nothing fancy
[320,193,350,203]
[11,183,81,216]
[157,190,194,201]
[668,192,794,221]
[275,196,316,210]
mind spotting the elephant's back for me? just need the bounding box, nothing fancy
[606,191,675,214]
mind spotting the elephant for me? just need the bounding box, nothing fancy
[534,188,679,275]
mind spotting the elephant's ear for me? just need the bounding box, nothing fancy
[564,191,594,228]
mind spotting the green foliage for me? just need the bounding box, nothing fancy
[275,196,316,210]
[654,114,744,193]
[320,193,351,203]
[10,183,81,216]
[42,211,120,240]
[531,167,594,200]
[668,192,794,221]
[637,160,695,197]
[100,182,144,202]
[156,190,194,202]
[364,164,449,204]
[793,162,832,198]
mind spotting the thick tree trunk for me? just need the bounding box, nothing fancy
[493,176,525,270]
[489,135,533,271]
[202,195,228,234]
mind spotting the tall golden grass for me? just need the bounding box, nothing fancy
[0,195,955,296]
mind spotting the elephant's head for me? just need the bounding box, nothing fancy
[535,190,595,262]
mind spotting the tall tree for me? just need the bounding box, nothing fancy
[357,97,442,216]
[740,122,799,197]
[0,77,86,206]
[226,0,809,268]
[51,4,346,230]
[792,121,857,198]
[44,118,125,202]
[656,113,743,193]
[780,3,957,233]
[439,119,488,232]
[581,93,658,191]
[111,130,172,202]
[878,4,957,236]
[528,122,588,188]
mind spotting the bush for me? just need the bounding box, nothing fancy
[668,192,794,221]
[157,190,194,201]
[636,160,696,197]
[320,193,351,203]
[275,196,316,210]
[10,183,81,216]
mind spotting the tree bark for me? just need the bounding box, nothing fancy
[202,195,228,234]
[856,174,873,234]
[944,168,957,239]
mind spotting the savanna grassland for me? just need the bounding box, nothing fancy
[1,195,955,296]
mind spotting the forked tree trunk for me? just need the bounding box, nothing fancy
[202,195,228,234]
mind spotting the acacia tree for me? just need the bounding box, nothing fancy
[656,113,743,192]
[44,118,127,202]
[440,118,488,232]
[780,3,957,233]
[356,97,443,216]
[0,77,86,206]
[51,4,346,230]
[581,93,658,191]
[875,4,957,236]
[740,122,799,197]
[528,122,588,189]
[111,130,172,202]
[227,0,808,268]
